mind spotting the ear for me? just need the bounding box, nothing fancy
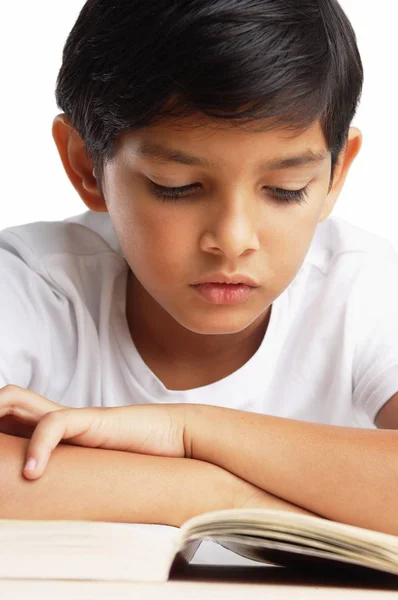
[319,126,362,221]
[52,114,108,213]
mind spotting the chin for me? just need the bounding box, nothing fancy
[179,314,255,336]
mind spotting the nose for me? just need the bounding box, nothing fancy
[199,192,260,259]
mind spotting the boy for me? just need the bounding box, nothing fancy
[1,0,398,534]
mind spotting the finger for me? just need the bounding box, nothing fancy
[0,385,63,425]
[23,411,71,479]
[22,409,98,480]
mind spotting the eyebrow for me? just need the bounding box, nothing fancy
[135,141,329,171]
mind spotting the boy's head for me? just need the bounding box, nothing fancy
[52,0,363,337]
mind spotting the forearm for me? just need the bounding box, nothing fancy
[185,405,398,535]
[0,433,316,526]
[0,432,228,526]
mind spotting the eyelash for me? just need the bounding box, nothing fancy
[148,181,309,205]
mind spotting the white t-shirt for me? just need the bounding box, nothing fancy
[1,210,398,429]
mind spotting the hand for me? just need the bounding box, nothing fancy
[0,385,187,480]
[0,385,65,439]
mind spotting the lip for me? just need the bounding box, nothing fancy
[191,273,259,287]
[192,283,255,305]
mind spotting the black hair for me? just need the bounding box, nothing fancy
[55,0,363,196]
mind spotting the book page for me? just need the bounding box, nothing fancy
[181,509,398,551]
[179,509,398,576]
[0,520,180,582]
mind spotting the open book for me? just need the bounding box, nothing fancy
[0,508,397,582]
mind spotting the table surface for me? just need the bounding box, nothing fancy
[1,539,397,599]
[1,576,397,600]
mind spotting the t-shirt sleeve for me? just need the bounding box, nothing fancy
[351,242,398,425]
[0,243,52,390]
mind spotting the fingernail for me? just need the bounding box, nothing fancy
[25,458,37,471]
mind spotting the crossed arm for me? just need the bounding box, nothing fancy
[1,386,397,533]
[0,432,315,527]
[184,403,398,535]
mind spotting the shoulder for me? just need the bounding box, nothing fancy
[303,216,398,285]
[0,210,128,344]
[0,210,124,267]
[0,211,128,391]
[0,210,127,293]
[289,216,398,339]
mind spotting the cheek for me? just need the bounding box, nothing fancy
[111,200,192,281]
[262,207,322,285]
[104,167,196,283]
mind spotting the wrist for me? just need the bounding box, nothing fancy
[184,403,227,463]
[182,403,209,459]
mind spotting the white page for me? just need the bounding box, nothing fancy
[0,521,180,582]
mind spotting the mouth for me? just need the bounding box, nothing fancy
[191,282,255,305]
[191,273,259,287]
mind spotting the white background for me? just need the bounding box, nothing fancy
[1,1,396,249]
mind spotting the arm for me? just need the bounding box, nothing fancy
[0,432,316,526]
[185,404,398,535]
[2,385,390,530]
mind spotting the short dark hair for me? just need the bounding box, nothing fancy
[55,0,363,196]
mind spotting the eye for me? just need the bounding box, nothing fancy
[148,181,201,201]
[148,181,309,205]
[268,186,309,205]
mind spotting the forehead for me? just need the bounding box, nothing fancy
[127,113,325,144]
[118,115,329,172]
